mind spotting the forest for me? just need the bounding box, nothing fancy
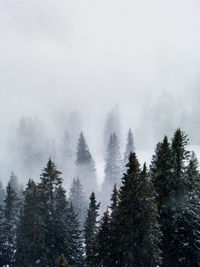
[0,126,199,267]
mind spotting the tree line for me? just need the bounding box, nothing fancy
[0,128,200,266]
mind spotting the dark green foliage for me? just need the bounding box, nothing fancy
[84,192,100,266]
[92,210,111,267]
[56,254,71,267]
[116,153,162,267]
[15,159,83,267]
[0,182,20,266]
[38,158,83,266]
[15,179,44,267]
[151,129,200,266]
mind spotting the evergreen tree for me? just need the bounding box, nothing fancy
[75,132,97,194]
[56,254,71,267]
[102,133,122,205]
[92,210,111,267]
[69,177,87,228]
[15,179,43,267]
[123,129,134,167]
[38,158,83,266]
[151,129,200,266]
[84,192,100,266]
[54,186,83,266]
[0,182,20,266]
[116,153,162,266]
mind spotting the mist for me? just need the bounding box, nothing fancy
[0,0,200,189]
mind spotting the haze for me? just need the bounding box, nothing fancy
[0,0,200,185]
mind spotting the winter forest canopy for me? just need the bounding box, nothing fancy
[1,0,200,266]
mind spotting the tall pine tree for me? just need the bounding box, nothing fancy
[84,192,100,266]
[75,133,97,195]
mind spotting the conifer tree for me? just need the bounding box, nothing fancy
[54,186,83,266]
[104,133,122,187]
[38,158,83,266]
[75,132,97,194]
[123,128,134,167]
[151,130,200,266]
[69,177,87,228]
[116,153,162,267]
[84,192,100,266]
[92,210,111,267]
[15,179,43,267]
[0,182,20,266]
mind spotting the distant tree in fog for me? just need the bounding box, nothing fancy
[103,133,122,189]
[104,105,121,153]
[75,133,98,195]
[69,177,88,228]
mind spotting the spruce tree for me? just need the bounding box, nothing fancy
[75,132,97,195]
[102,133,122,207]
[84,192,100,266]
[151,129,200,266]
[116,153,162,267]
[15,179,43,267]
[37,158,83,266]
[92,210,111,267]
[69,177,87,228]
[0,182,20,266]
[54,186,83,266]
[123,128,134,167]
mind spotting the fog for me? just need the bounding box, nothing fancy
[0,0,200,188]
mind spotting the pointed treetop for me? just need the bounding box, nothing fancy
[124,129,134,165]
[76,132,93,164]
[126,152,140,175]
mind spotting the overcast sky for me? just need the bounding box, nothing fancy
[0,0,200,149]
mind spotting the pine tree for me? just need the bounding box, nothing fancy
[0,182,20,266]
[92,210,111,267]
[151,130,200,266]
[116,153,162,266]
[69,177,87,228]
[15,179,44,267]
[38,158,83,266]
[123,129,134,167]
[75,132,97,194]
[54,186,83,266]
[102,133,122,206]
[56,254,71,267]
[84,192,100,266]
